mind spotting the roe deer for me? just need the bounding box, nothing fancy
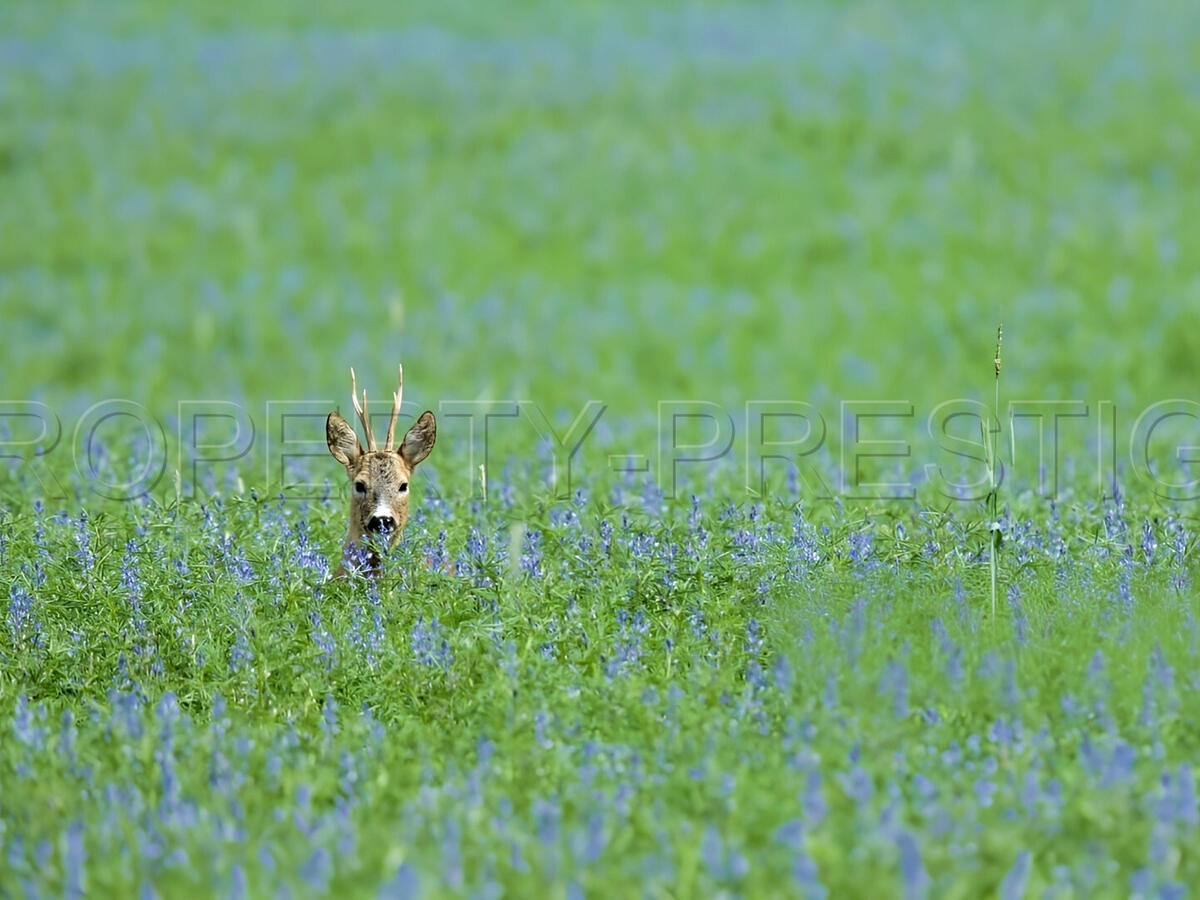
[326,365,436,575]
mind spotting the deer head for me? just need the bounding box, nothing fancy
[326,365,436,574]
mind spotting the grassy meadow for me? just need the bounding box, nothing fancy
[2,0,1200,895]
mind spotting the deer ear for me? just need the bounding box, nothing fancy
[399,410,436,468]
[326,412,361,467]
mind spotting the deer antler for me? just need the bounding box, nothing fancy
[350,367,377,450]
[384,363,404,450]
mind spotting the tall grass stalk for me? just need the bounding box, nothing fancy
[983,324,1004,620]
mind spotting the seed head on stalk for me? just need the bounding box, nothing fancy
[986,322,1004,622]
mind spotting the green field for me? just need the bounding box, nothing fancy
[3,1,1200,896]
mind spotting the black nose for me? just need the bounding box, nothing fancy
[367,515,395,535]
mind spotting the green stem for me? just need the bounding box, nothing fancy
[989,374,1000,621]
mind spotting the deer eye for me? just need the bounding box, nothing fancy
[399,482,409,493]
[354,480,367,495]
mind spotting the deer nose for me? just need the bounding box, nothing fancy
[367,515,396,535]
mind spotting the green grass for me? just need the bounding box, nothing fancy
[3,486,1199,895]
[2,0,1200,895]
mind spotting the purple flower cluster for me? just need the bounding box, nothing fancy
[411,616,452,671]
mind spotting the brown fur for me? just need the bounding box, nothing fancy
[327,368,435,575]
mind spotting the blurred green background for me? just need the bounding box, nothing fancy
[1,0,1198,492]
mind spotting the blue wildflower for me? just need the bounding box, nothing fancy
[63,821,85,899]
[895,831,928,900]
[411,616,452,671]
[999,850,1031,900]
